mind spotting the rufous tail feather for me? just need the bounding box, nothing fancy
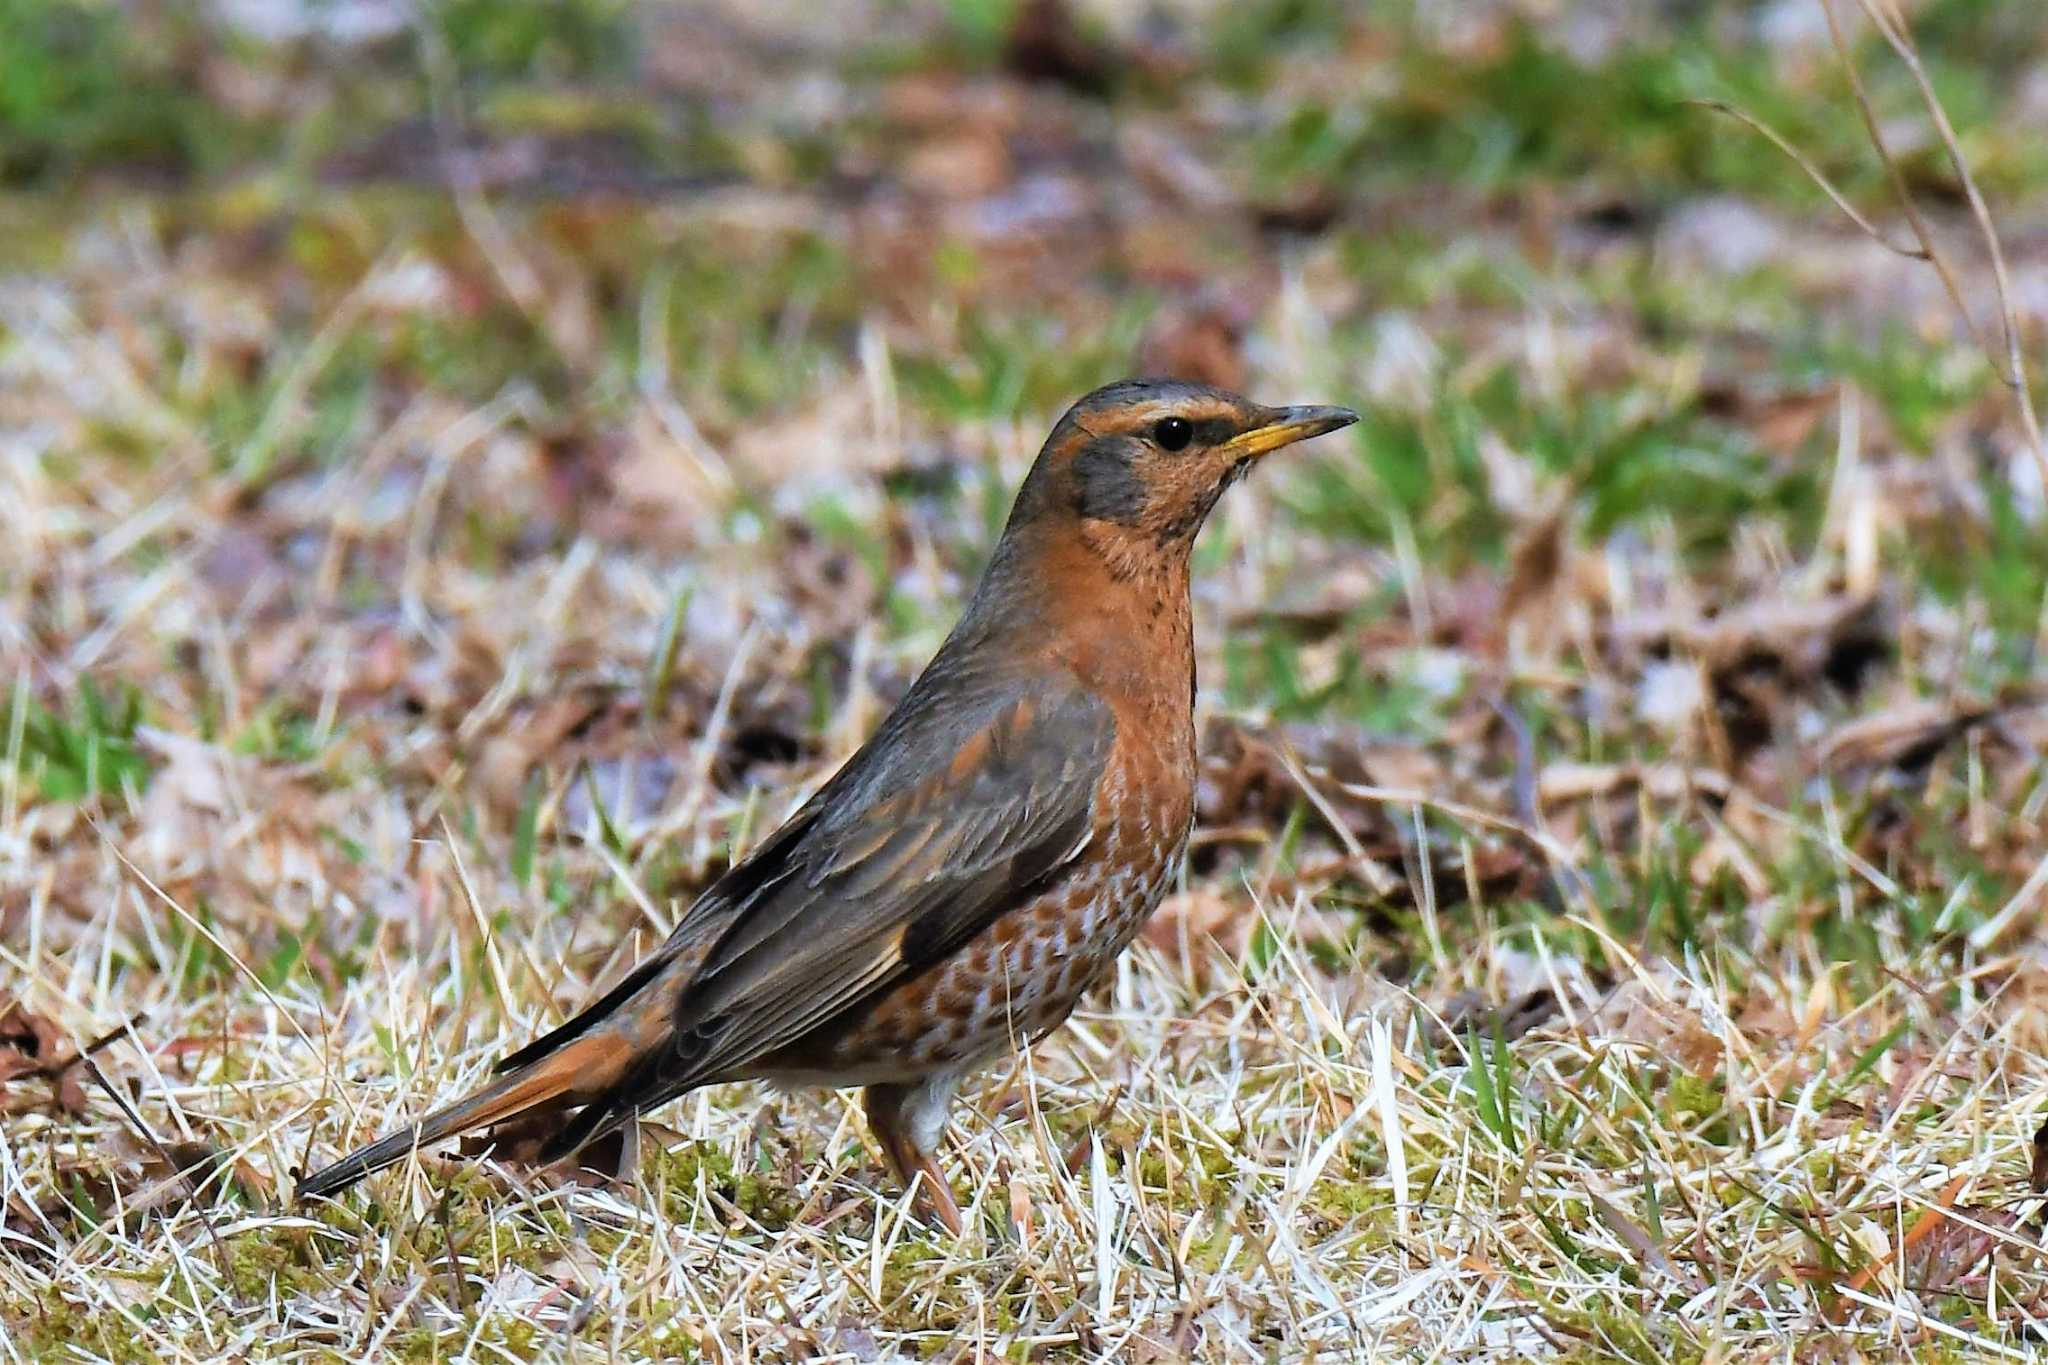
[296,1032,625,1200]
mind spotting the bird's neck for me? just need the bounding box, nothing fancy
[967,521,1195,715]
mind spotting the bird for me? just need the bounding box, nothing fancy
[296,379,1357,1232]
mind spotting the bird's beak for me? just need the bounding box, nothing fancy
[1224,404,1360,460]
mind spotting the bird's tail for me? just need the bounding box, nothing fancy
[295,1029,629,1201]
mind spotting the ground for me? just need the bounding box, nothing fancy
[3,0,2048,1360]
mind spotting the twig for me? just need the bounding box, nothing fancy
[1701,1,2048,494]
[1815,0,1996,362]
[1685,99,1925,260]
[80,1056,239,1303]
[436,1186,471,1309]
[1841,0,2048,482]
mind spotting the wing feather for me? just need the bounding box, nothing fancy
[644,665,1112,1096]
[486,659,1115,1162]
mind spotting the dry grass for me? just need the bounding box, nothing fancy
[5,1,2048,1360]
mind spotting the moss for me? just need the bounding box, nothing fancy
[1309,1177,1392,1224]
[874,1239,964,1317]
[728,1169,803,1227]
[1663,1072,1733,1144]
[654,1140,803,1228]
[493,1318,542,1358]
[227,1232,303,1297]
[1134,1136,1237,1195]
[388,1326,441,1362]
[11,1289,160,1365]
[1181,1216,1236,1276]
[654,1139,735,1192]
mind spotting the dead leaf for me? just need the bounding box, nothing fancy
[1197,718,1427,842]
[145,1140,236,1208]
[1817,694,1998,776]
[1696,379,1833,458]
[1223,561,1379,641]
[471,688,615,812]
[1904,1206,2018,1294]
[48,1132,244,1231]
[1499,504,1571,634]
[1144,891,1243,956]
[0,1000,89,1115]
[1006,1159,1034,1247]
[828,1319,884,1364]
[1127,1302,1206,1363]
[1610,592,1893,762]
[1611,593,1891,696]
[1837,1177,2015,1306]
[454,1109,632,1188]
[1590,972,1725,1076]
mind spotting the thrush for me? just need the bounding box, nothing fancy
[297,379,1357,1232]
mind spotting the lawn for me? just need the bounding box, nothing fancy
[3,0,2047,1359]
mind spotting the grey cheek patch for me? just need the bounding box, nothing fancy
[1071,442,1148,524]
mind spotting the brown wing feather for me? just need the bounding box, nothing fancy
[532,665,1114,1155]
[664,673,1109,1076]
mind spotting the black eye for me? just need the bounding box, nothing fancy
[1151,416,1193,451]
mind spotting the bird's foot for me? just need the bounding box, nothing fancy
[904,1151,965,1237]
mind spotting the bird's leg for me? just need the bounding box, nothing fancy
[906,1147,964,1238]
[864,1082,965,1237]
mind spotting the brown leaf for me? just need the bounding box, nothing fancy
[1128,1302,1206,1363]
[458,1110,607,1178]
[1590,973,1725,1076]
[0,1000,89,1116]
[472,687,616,812]
[1004,1158,1034,1247]
[1839,1177,2020,1305]
[1696,380,1833,458]
[1223,562,1378,641]
[1197,717,1425,842]
[1143,891,1243,956]
[144,1140,236,1208]
[0,1001,65,1067]
[828,1319,884,1364]
[1610,592,1893,761]
[48,1133,242,1231]
[1536,761,1732,806]
[1499,504,1571,633]
[1817,694,1998,776]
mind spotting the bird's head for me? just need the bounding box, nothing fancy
[1008,379,1357,578]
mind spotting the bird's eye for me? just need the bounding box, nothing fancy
[1151,416,1193,451]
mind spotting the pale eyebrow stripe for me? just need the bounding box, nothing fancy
[1085,399,1238,436]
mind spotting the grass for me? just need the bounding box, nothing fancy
[4,0,2048,1359]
